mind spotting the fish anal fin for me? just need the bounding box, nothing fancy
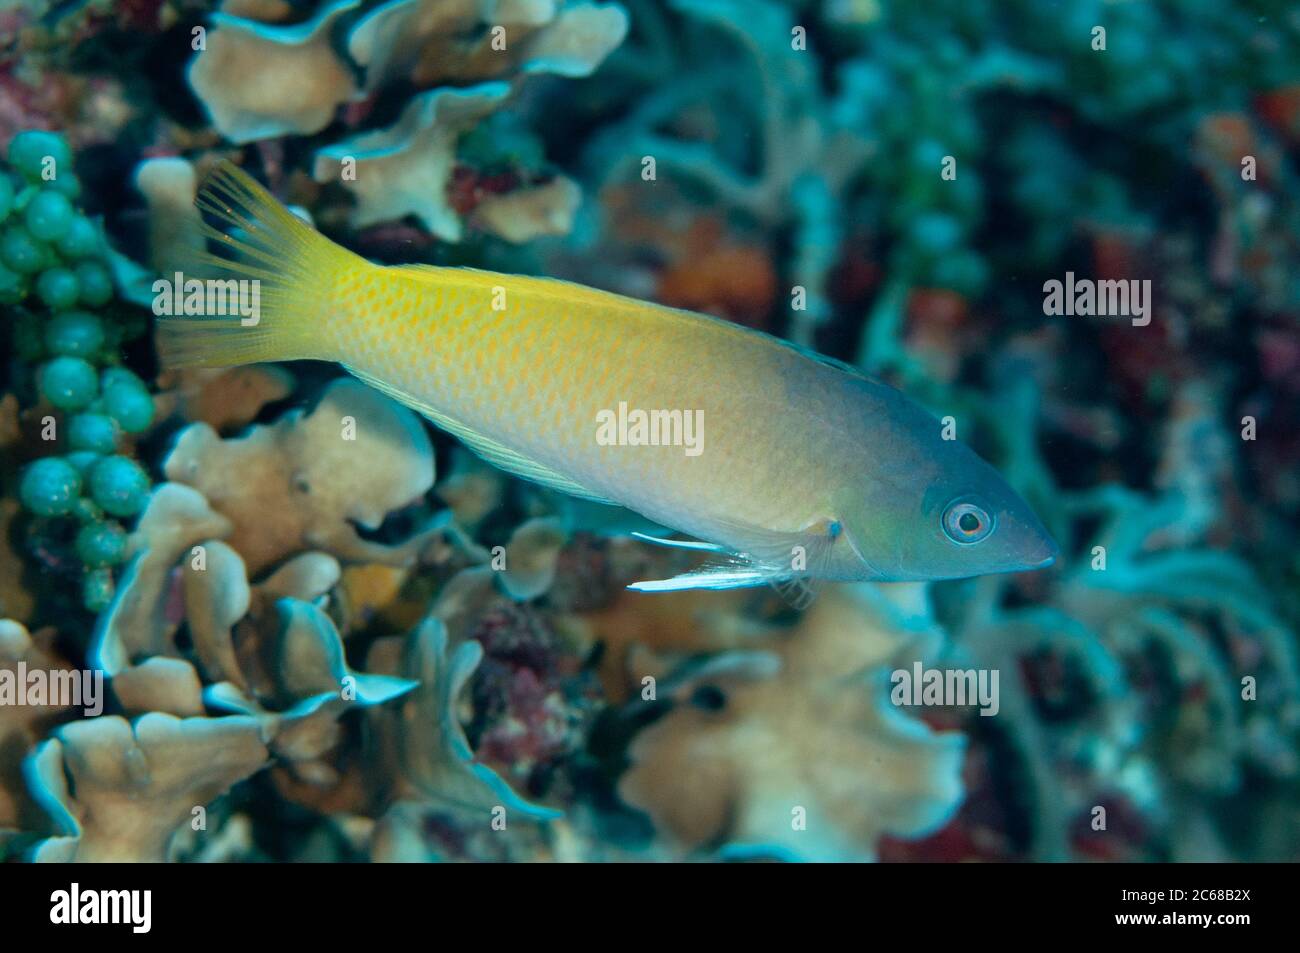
[343,364,616,505]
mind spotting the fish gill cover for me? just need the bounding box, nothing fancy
[0,0,1295,868]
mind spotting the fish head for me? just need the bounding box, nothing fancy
[839,438,1058,581]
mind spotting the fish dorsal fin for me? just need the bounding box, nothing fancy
[389,264,654,312]
[771,337,872,380]
[343,364,617,505]
[392,266,883,399]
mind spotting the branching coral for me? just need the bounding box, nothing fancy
[204,598,419,769]
[90,482,232,674]
[183,0,628,245]
[162,377,439,575]
[924,379,1300,861]
[0,620,76,839]
[619,585,965,861]
[11,469,566,860]
[314,83,514,241]
[370,612,560,821]
[188,0,364,144]
[580,0,867,343]
[2,0,1298,868]
[3,354,593,861]
[347,0,627,91]
[25,712,270,862]
[133,156,205,279]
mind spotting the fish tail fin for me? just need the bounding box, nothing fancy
[155,160,366,370]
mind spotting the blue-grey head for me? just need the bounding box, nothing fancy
[832,385,1059,582]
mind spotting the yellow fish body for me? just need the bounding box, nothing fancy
[160,163,1056,592]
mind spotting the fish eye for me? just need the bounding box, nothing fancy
[942,500,994,544]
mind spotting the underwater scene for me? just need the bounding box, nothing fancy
[0,0,1297,867]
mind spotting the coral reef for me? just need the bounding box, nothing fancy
[184,0,627,246]
[619,585,965,861]
[0,0,1297,864]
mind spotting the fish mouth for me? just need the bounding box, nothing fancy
[1023,531,1060,570]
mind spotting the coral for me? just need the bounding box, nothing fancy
[204,597,419,767]
[472,175,582,244]
[435,447,506,530]
[182,0,628,245]
[654,218,778,328]
[133,155,204,277]
[347,0,628,91]
[369,611,561,821]
[313,83,513,241]
[153,364,296,433]
[2,0,1298,868]
[162,377,439,575]
[497,515,568,601]
[112,657,206,717]
[579,0,868,343]
[0,620,75,834]
[89,481,232,674]
[918,381,1300,861]
[620,585,965,860]
[345,559,615,859]
[7,463,554,862]
[187,0,363,144]
[573,584,759,701]
[25,712,269,862]
[464,592,598,788]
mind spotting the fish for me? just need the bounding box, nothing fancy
[157,162,1058,597]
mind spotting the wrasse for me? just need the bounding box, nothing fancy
[158,162,1057,596]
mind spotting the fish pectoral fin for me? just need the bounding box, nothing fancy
[630,531,727,553]
[627,516,843,599]
[626,516,846,599]
[626,558,822,606]
[761,518,844,609]
[627,554,774,593]
[343,364,617,505]
[625,550,816,599]
[709,515,844,609]
[770,574,822,611]
[704,514,842,574]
